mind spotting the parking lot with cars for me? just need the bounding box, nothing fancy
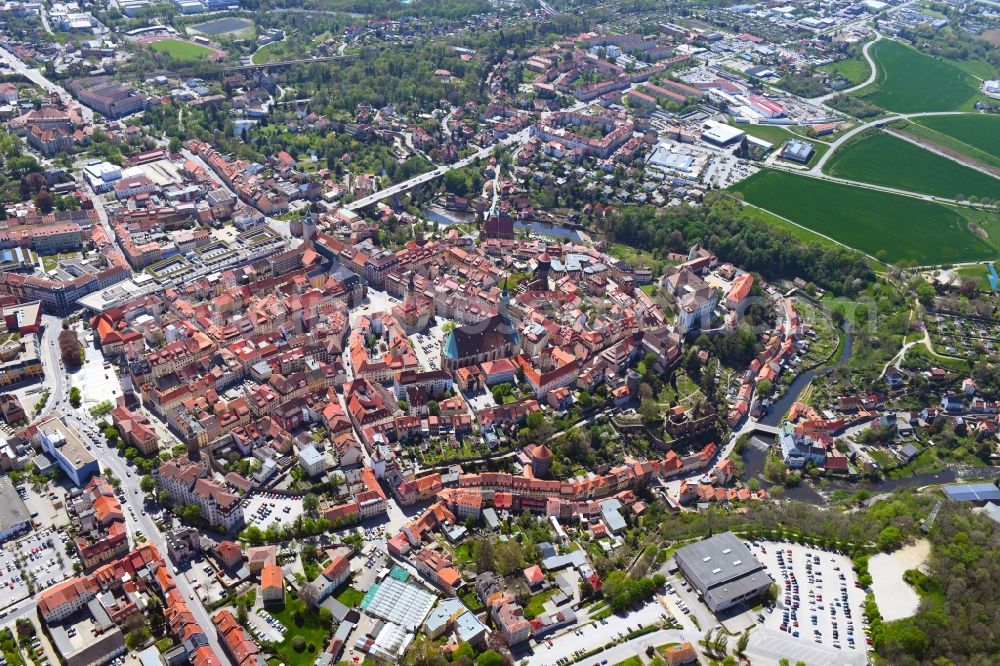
[250,607,287,643]
[1,522,78,609]
[243,493,304,528]
[752,541,869,657]
[410,318,448,372]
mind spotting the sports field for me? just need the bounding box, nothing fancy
[909,114,1000,165]
[855,40,980,112]
[188,17,254,37]
[731,169,996,265]
[149,38,217,61]
[824,132,1000,200]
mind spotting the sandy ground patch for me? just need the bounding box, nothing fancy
[868,539,931,621]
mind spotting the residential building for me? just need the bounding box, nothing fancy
[261,564,284,606]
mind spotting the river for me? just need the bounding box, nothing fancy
[743,322,893,505]
[421,206,581,241]
[761,323,854,428]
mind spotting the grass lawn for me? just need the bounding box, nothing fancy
[822,293,862,325]
[736,122,794,146]
[818,56,871,85]
[523,588,556,620]
[269,598,331,665]
[461,590,484,612]
[855,40,981,112]
[908,114,1000,167]
[252,40,284,64]
[607,242,659,269]
[149,38,216,61]
[39,251,78,271]
[956,264,993,291]
[823,132,1000,200]
[334,584,364,608]
[731,169,997,264]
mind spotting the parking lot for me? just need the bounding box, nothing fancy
[250,607,286,643]
[180,555,227,605]
[352,541,389,592]
[243,493,304,528]
[751,541,869,658]
[1,524,77,609]
[410,317,448,372]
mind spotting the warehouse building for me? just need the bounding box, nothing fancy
[780,140,815,165]
[0,475,31,542]
[701,121,745,147]
[674,532,771,613]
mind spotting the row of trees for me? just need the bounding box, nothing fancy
[606,193,875,295]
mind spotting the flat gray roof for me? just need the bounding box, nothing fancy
[674,531,765,592]
[0,475,31,535]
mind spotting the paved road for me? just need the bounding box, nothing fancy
[0,45,93,123]
[34,317,227,659]
[525,601,696,666]
[344,128,530,211]
[808,111,969,174]
[38,315,67,420]
[344,94,598,211]
[814,32,881,104]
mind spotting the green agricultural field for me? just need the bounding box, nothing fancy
[731,169,996,264]
[149,38,216,61]
[855,40,980,112]
[824,132,1000,200]
[909,114,1000,166]
[818,56,871,85]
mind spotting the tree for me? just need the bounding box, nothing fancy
[756,379,773,397]
[737,629,750,656]
[403,634,445,666]
[291,635,306,652]
[427,400,440,416]
[177,503,202,525]
[68,386,81,408]
[474,538,495,573]
[877,525,903,551]
[302,493,319,514]
[58,330,83,368]
[493,539,525,576]
[453,642,475,665]
[125,627,151,650]
[33,188,53,214]
[140,475,156,493]
[476,651,504,666]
